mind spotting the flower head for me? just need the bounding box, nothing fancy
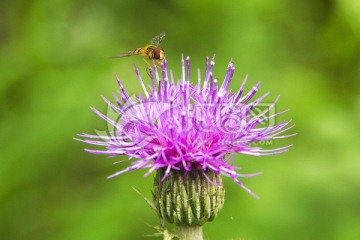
[76,55,294,198]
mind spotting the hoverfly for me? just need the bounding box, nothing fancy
[111,32,166,70]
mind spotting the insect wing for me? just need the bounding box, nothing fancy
[110,51,135,59]
[150,32,166,46]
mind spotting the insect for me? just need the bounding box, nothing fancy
[111,32,166,70]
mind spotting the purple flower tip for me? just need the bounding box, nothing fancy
[76,55,295,197]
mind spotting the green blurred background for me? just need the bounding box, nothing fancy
[1,0,360,239]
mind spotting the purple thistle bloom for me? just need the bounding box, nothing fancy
[76,55,295,198]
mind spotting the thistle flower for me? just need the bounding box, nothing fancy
[76,55,294,235]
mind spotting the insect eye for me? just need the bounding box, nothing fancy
[153,48,162,59]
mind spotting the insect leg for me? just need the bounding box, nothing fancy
[143,58,152,76]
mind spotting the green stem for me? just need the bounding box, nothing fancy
[175,226,203,240]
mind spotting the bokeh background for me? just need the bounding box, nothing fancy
[1,0,360,239]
